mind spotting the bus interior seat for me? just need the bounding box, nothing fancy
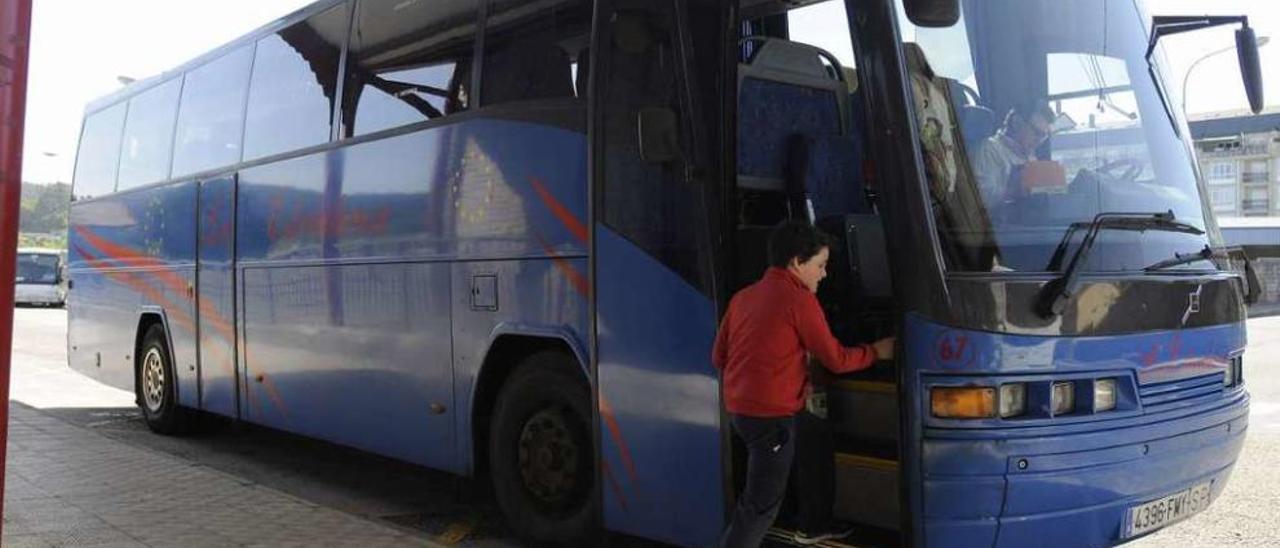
[736,38,848,194]
[947,80,996,151]
[481,28,575,104]
[787,134,871,222]
[785,61,873,224]
[959,104,996,150]
[734,38,849,289]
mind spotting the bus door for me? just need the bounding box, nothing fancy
[589,1,726,545]
[196,174,238,418]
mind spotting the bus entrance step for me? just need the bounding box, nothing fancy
[832,452,900,531]
[828,381,898,447]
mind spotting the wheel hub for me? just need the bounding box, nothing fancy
[517,407,581,508]
[142,348,165,413]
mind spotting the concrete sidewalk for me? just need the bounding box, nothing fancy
[2,402,431,548]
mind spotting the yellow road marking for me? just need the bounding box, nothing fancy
[434,512,482,545]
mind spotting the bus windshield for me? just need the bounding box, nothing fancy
[17,253,60,284]
[900,0,1212,273]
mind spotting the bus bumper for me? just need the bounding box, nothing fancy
[15,284,64,305]
[923,393,1249,548]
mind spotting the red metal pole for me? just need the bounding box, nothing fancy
[0,0,34,533]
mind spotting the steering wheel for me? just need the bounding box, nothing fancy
[1092,158,1145,182]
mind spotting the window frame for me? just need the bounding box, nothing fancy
[241,2,350,163]
[71,101,129,202]
[116,77,183,192]
[71,0,612,202]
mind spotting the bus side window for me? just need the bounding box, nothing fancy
[242,3,348,161]
[117,78,181,191]
[72,102,127,201]
[481,0,591,106]
[341,0,480,138]
[598,5,711,294]
[171,46,254,178]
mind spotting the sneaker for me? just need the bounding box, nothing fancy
[792,525,855,545]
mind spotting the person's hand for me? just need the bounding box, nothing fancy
[872,337,896,361]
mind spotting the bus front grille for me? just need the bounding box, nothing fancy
[1138,373,1226,413]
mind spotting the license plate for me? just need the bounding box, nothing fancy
[1124,481,1212,538]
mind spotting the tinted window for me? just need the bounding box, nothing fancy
[73,103,127,201]
[599,6,711,293]
[172,46,254,177]
[243,5,348,160]
[481,0,591,106]
[341,0,478,137]
[17,254,60,284]
[117,78,181,190]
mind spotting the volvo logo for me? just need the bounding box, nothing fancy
[1180,285,1203,326]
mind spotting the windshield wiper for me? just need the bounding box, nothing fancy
[1144,244,1263,304]
[1036,211,1204,318]
[1143,244,1223,271]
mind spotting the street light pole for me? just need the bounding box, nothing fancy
[1181,36,1270,115]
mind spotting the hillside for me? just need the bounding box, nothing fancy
[19,182,69,249]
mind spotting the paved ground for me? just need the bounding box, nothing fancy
[4,402,427,548]
[3,307,1279,547]
[2,308,437,548]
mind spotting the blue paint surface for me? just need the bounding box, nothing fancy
[595,227,724,548]
[906,314,1249,546]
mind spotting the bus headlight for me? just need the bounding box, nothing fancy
[1094,379,1117,412]
[931,387,995,419]
[1051,381,1075,415]
[999,384,1026,418]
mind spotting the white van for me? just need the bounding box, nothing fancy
[15,248,66,307]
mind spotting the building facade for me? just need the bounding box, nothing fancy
[1191,111,1280,218]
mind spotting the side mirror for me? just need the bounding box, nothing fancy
[903,0,959,28]
[638,107,681,164]
[1236,26,1265,114]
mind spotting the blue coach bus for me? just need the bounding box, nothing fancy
[68,0,1262,546]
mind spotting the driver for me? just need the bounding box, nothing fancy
[971,100,1056,203]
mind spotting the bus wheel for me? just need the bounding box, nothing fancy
[137,323,189,435]
[489,353,597,545]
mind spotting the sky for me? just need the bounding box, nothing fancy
[22,0,313,185]
[18,0,1280,185]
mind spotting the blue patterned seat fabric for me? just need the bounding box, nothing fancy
[789,133,871,220]
[737,77,842,183]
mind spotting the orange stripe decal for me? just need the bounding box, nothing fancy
[74,245,197,335]
[598,392,637,482]
[530,177,588,244]
[602,462,628,511]
[537,237,589,296]
[77,227,236,343]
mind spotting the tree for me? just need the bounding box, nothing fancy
[19,182,70,237]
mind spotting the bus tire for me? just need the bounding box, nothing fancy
[489,352,597,545]
[137,323,189,435]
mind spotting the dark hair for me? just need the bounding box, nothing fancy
[1004,99,1055,127]
[767,220,831,268]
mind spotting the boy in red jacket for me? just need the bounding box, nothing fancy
[714,221,895,547]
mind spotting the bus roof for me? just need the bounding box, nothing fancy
[83,0,344,116]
